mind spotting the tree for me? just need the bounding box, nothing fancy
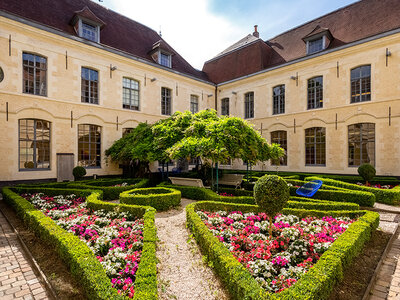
[358,163,376,185]
[254,175,290,236]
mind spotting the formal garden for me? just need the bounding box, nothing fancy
[1,110,400,299]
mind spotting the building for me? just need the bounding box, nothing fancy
[1,0,400,182]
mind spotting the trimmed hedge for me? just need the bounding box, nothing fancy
[305,176,400,205]
[67,178,149,200]
[86,193,157,300]
[120,187,181,211]
[186,200,378,299]
[161,184,361,212]
[2,187,157,300]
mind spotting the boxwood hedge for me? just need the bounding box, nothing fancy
[120,187,181,211]
[67,178,149,200]
[305,176,400,205]
[1,187,157,300]
[186,200,378,299]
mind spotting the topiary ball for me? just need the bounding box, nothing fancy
[254,175,290,217]
[358,163,376,183]
[73,166,86,181]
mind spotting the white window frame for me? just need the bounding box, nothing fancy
[78,19,100,43]
[306,37,325,55]
[159,51,172,68]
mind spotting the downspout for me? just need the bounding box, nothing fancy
[214,86,218,111]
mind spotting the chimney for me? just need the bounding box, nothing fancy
[253,25,259,38]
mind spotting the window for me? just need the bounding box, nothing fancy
[307,76,323,109]
[123,78,140,110]
[307,37,323,54]
[348,123,375,167]
[23,53,47,96]
[81,67,98,104]
[19,119,50,170]
[270,131,287,166]
[221,98,229,116]
[190,95,199,114]
[273,85,285,115]
[78,124,101,167]
[159,52,171,68]
[351,65,371,103]
[81,22,98,42]
[122,128,134,137]
[305,127,326,166]
[244,92,254,119]
[161,87,172,115]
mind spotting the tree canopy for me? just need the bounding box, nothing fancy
[105,110,284,169]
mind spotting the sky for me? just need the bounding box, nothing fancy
[101,0,356,70]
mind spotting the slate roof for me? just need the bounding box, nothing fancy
[203,0,400,84]
[0,0,209,81]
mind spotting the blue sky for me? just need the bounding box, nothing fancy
[101,0,356,69]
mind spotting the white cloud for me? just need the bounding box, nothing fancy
[107,0,248,69]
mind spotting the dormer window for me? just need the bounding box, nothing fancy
[159,52,171,68]
[149,40,174,68]
[302,26,333,55]
[307,37,324,54]
[81,22,98,42]
[70,6,105,44]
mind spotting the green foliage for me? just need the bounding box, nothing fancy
[120,187,181,211]
[67,178,149,200]
[186,201,378,299]
[106,110,285,169]
[73,166,86,181]
[358,163,376,183]
[254,175,290,218]
[305,176,400,205]
[3,187,158,300]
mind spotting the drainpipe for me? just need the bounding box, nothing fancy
[214,86,218,111]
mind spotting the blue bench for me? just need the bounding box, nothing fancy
[296,180,323,197]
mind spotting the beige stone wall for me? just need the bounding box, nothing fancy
[217,33,400,176]
[0,17,214,181]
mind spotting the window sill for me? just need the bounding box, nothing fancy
[305,164,326,167]
[350,99,371,104]
[307,106,323,110]
[23,91,47,98]
[19,168,51,172]
[83,166,102,169]
[272,112,285,116]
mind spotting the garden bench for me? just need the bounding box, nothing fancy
[169,177,205,188]
[218,174,244,188]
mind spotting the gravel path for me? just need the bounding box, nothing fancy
[156,199,229,300]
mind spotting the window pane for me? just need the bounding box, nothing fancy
[348,123,375,166]
[307,76,323,109]
[23,53,47,96]
[305,127,325,165]
[350,65,371,103]
[78,124,101,167]
[244,92,254,119]
[190,95,199,114]
[161,87,172,115]
[19,119,51,170]
[273,85,285,115]
[221,98,229,116]
[271,131,287,165]
[81,68,98,104]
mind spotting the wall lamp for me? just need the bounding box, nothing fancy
[290,75,297,80]
[150,78,157,82]
[110,66,117,71]
[207,94,213,97]
[232,91,237,95]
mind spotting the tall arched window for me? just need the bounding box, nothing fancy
[305,127,326,166]
[351,65,371,103]
[270,130,287,165]
[272,85,285,115]
[78,124,101,167]
[348,123,375,166]
[307,76,323,109]
[19,119,51,170]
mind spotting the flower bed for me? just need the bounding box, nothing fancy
[22,193,143,298]
[186,201,379,299]
[197,210,354,293]
[120,187,181,211]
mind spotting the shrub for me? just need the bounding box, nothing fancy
[186,201,378,300]
[73,166,86,181]
[254,175,290,235]
[305,176,400,205]
[358,163,376,184]
[120,187,181,211]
